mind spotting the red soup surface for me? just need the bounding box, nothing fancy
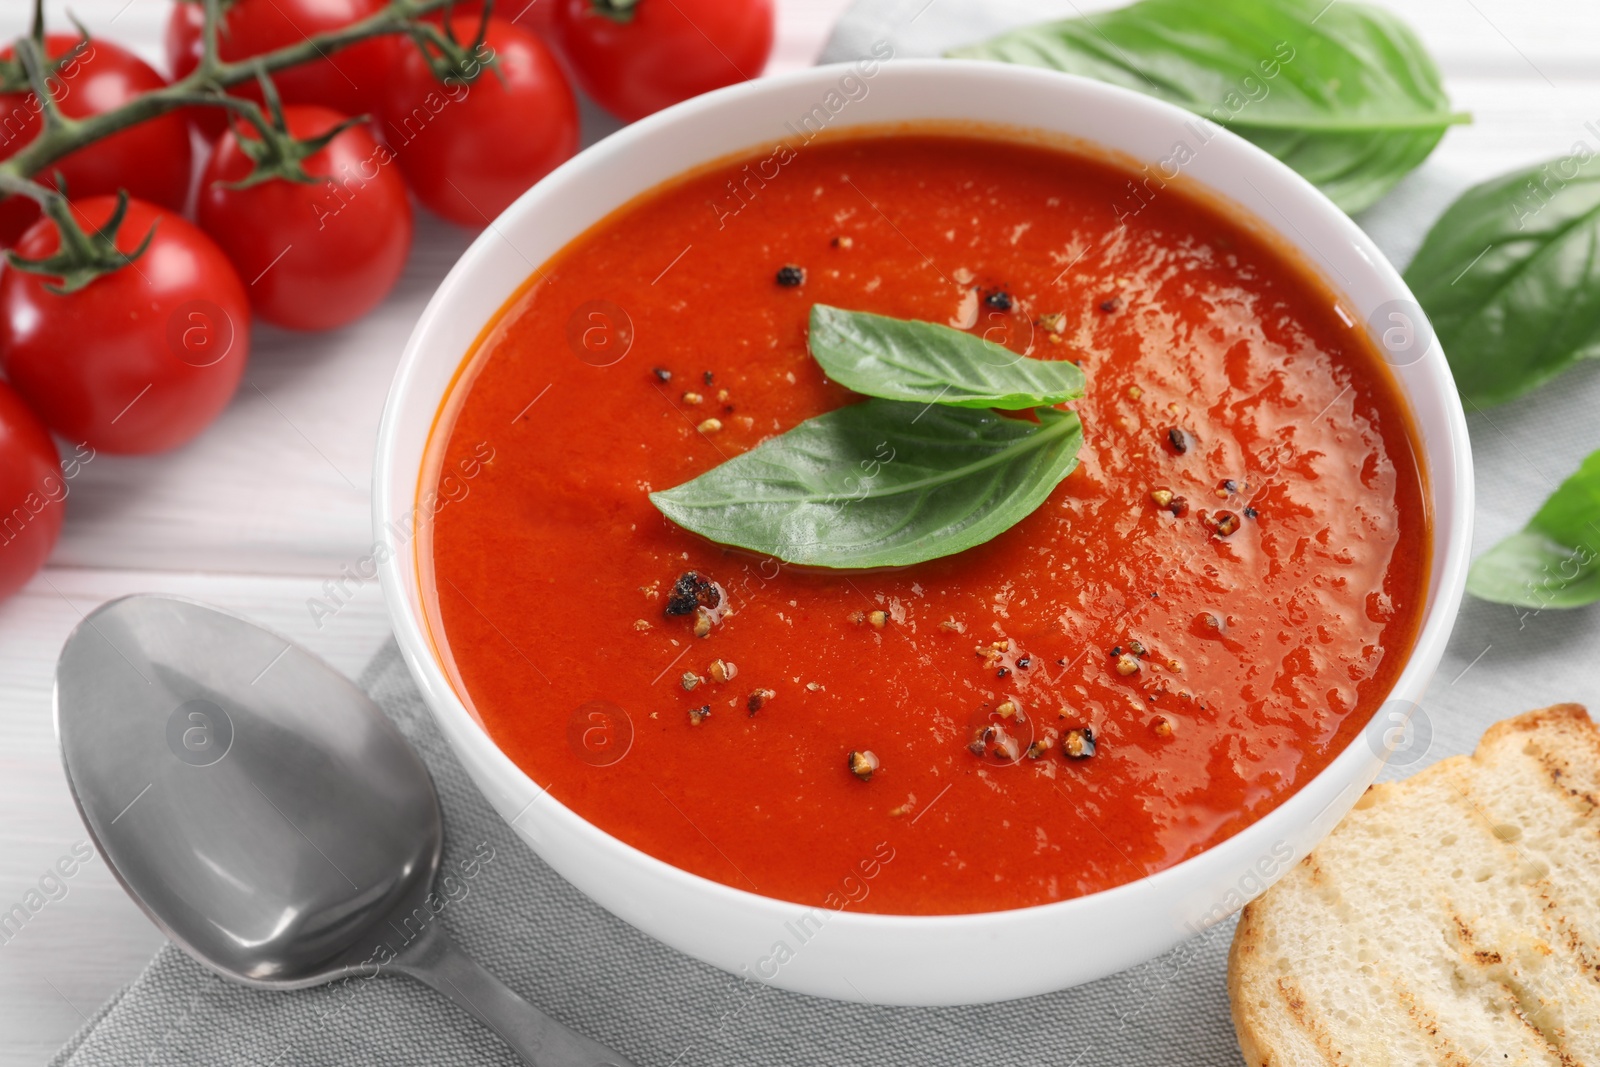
[424,131,1428,915]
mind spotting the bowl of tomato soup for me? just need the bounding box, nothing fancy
[375,59,1472,1005]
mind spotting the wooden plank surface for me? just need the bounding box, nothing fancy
[1,0,1596,1061]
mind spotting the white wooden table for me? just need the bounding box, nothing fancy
[0,0,1592,1062]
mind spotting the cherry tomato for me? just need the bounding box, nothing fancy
[0,379,65,602]
[553,0,773,122]
[0,197,250,455]
[166,0,400,139]
[197,105,412,331]
[424,1,556,36]
[379,15,576,226]
[0,34,193,247]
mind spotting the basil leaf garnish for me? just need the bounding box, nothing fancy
[1406,157,1600,408]
[808,304,1085,409]
[948,0,1467,214]
[1468,449,1600,609]
[650,400,1083,569]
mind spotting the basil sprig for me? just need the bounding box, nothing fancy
[1468,449,1600,609]
[649,307,1086,568]
[650,401,1082,569]
[808,304,1085,409]
[1406,157,1600,408]
[948,0,1467,214]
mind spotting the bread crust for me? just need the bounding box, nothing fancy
[1227,703,1599,1067]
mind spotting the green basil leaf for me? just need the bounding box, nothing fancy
[807,304,1085,409]
[1405,156,1600,408]
[650,399,1083,569]
[1467,448,1600,608]
[947,0,1468,213]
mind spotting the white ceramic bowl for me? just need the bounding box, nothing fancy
[375,59,1473,1006]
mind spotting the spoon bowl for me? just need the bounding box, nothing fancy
[56,595,631,1067]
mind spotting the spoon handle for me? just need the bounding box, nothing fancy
[393,923,635,1067]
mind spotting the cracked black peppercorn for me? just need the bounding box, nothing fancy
[652,367,672,383]
[775,264,805,286]
[984,290,1013,311]
[665,571,721,616]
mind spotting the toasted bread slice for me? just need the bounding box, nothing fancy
[1229,703,1600,1066]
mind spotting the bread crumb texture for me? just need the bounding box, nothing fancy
[1228,703,1600,1066]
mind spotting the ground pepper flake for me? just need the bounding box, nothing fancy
[984,290,1013,311]
[1099,296,1122,312]
[1166,427,1193,454]
[848,750,880,780]
[652,367,672,383]
[1150,488,1188,517]
[775,264,805,286]
[747,688,775,714]
[688,705,711,726]
[1206,510,1241,537]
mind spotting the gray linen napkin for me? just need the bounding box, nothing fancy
[51,640,1241,1067]
[54,2,1600,1064]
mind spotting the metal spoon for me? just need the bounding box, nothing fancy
[55,594,632,1067]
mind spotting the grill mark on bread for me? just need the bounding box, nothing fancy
[1529,747,1600,814]
[1273,975,1345,1065]
[1393,984,1474,1066]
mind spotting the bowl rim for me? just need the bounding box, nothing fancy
[375,58,1474,936]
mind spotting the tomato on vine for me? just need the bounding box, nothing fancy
[0,379,65,602]
[380,15,576,226]
[553,0,774,122]
[166,0,400,139]
[0,196,251,455]
[424,1,556,36]
[0,34,192,247]
[198,104,413,331]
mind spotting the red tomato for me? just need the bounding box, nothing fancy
[197,105,413,331]
[166,0,400,139]
[0,197,250,455]
[0,35,192,247]
[379,15,576,226]
[0,380,65,602]
[425,0,556,36]
[553,0,773,122]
